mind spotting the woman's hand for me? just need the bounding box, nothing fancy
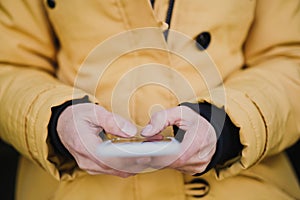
[141,106,217,175]
[57,103,150,177]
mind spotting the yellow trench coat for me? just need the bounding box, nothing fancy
[0,0,300,199]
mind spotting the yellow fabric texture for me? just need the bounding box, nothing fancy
[0,0,299,199]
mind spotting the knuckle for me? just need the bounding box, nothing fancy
[174,156,187,167]
[199,153,212,163]
[202,157,211,164]
[194,165,206,174]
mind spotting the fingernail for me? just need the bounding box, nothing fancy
[121,123,137,136]
[141,124,153,136]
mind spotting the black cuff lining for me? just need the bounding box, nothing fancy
[48,95,91,160]
[174,102,243,176]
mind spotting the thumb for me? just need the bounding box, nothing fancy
[141,109,169,137]
[140,106,195,137]
[140,124,156,137]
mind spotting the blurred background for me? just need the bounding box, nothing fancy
[0,140,19,200]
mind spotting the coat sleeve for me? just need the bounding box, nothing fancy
[0,1,94,180]
[198,0,300,179]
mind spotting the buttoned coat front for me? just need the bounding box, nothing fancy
[0,0,300,199]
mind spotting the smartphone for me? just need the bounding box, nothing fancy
[97,136,180,158]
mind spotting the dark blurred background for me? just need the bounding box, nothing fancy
[286,139,300,183]
[0,140,19,200]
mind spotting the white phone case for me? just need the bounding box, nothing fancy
[97,137,180,157]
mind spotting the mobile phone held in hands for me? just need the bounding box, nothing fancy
[97,136,180,158]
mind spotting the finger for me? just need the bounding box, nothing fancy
[168,146,214,169]
[75,152,137,177]
[84,160,136,177]
[73,125,103,157]
[64,103,136,138]
[173,149,216,175]
[150,116,215,170]
[98,156,152,173]
[149,140,200,170]
[73,153,107,172]
[149,154,179,169]
[94,106,137,137]
[73,130,150,174]
[140,110,168,137]
[141,107,182,137]
[178,116,216,162]
[141,106,198,137]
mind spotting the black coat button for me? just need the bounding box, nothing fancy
[186,178,210,198]
[195,32,211,50]
[47,0,56,8]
